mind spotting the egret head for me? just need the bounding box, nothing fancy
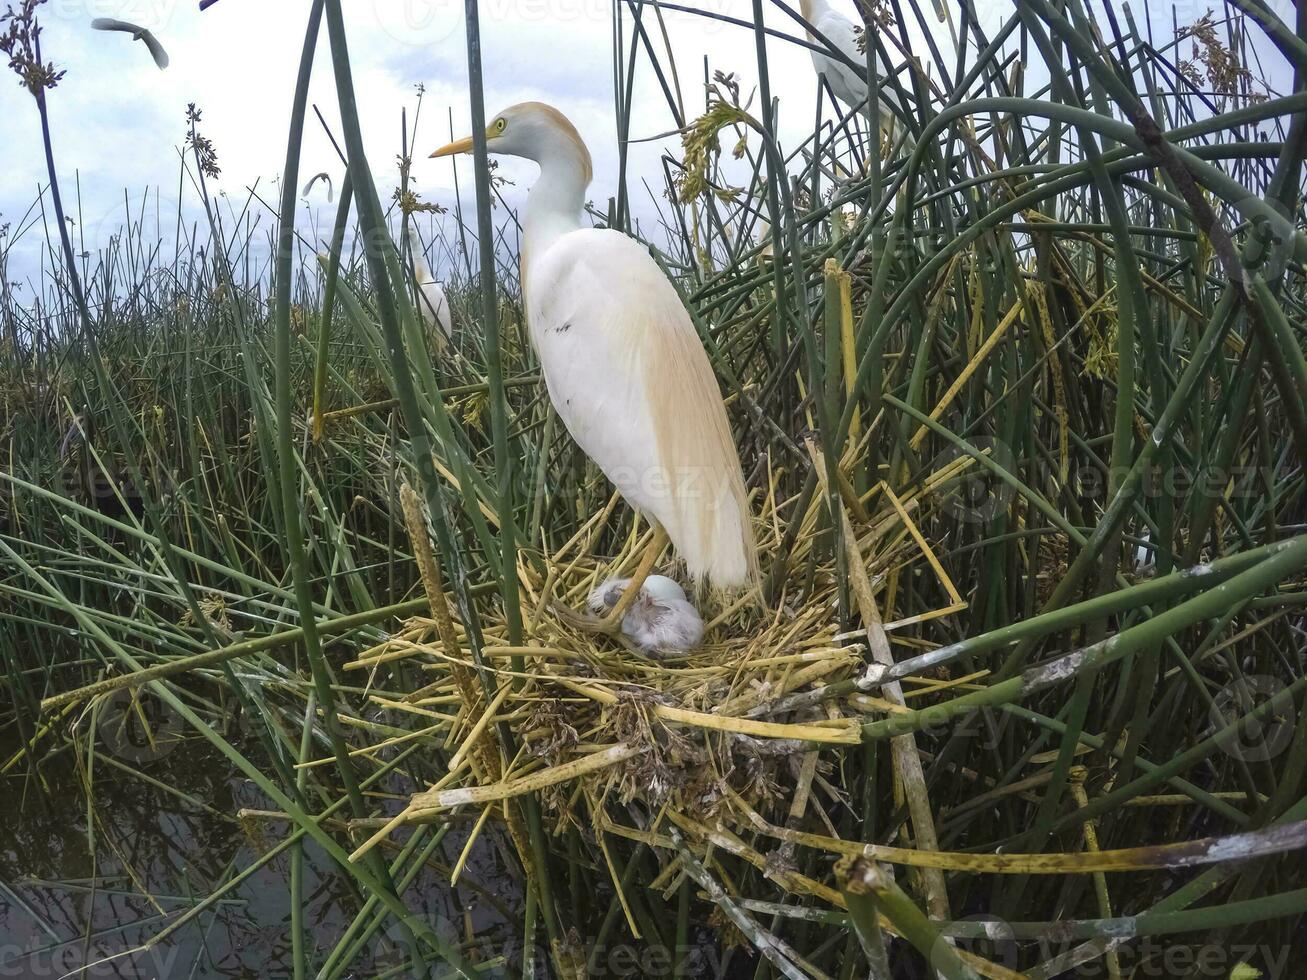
[431,101,592,186]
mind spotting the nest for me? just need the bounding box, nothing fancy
[342,445,984,975]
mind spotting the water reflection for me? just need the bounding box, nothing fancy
[0,725,516,978]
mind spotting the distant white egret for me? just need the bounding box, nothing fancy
[432,103,757,627]
[301,172,334,203]
[589,575,704,657]
[90,18,169,70]
[798,0,903,137]
[408,230,451,340]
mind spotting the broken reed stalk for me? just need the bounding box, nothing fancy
[835,855,979,980]
[808,438,950,920]
[397,483,546,961]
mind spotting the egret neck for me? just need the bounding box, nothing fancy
[798,0,824,24]
[521,124,592,279]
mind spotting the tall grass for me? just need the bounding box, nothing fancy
[2,0,1307,976]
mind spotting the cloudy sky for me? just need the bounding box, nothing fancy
[0,0,1293,286]
[0,0,973,284]
[0,2,745,278]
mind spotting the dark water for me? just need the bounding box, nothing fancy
[0,723,519,979]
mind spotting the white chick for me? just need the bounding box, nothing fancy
[588,575,705,657]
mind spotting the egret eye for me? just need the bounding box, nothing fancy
[495,118,506,133]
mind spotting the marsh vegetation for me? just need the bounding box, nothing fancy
[2,0,1307,977]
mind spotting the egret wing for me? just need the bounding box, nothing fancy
[91,18,168,68]
[302,172,334,202]
[141,31,169,69]
[90,18,139,32]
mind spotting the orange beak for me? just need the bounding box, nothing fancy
[430,135,475,158]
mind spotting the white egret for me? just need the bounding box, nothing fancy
[799,0,903,138]
[432,103,757,628]
[589,575,705,657]
[90,18,169,70]
[408,230,452,340]
[301,172,334,203]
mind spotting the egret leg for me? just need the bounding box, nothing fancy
[553,525,670,637]
[595,525,670,633]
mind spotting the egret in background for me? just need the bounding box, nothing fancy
[798,0,905,141]
[432,103,757,632]
[408,229,452,341]
[90,18,169,69]
[58,407,146,521]
[301,172,334,204]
